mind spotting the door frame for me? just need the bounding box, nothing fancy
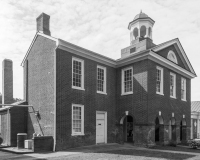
[96,111,107,144]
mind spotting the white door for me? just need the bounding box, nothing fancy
[96,113,106,144]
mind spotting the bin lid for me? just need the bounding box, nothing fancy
[17,133,27,135]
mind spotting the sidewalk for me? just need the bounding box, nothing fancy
[22,143,200,159]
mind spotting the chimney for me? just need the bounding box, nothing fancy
[2,59,13,105]
[36,13,51,36]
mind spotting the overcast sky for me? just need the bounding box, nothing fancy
[0,0,200,101]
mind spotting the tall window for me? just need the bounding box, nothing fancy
[72,57,84,90]
[72,104,84,135]
[122,67,133,95]
[97,65,107,94]
[156,66,164,95]
[170,73,176,98]
[181,78,186,101]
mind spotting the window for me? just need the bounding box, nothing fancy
[181,78,186,101]
[72,57,84,90]
[156,66,164,95]
[72,104,84,135]
[170,73,176,98]
[167,50,178,64]
[121,67,133,95]
[97,65,107,94]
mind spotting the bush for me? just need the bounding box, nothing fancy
[169,140,177,147]
[188,139,200,149]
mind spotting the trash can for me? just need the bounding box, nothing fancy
[17,133,27,148]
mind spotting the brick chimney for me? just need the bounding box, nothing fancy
[2,59,13,105]
[36,13,51,36]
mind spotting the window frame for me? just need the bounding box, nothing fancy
[71,104,84,136]
[121,66,133,95]
[156,66,164,95]
[72,57,85,90]
[181,77,186,101]
[97,65,107,95]
[170,72,176,99]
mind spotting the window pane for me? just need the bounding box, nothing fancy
[124,69,132,93]
[97,67,105,92]
[73,60,82,88]
[73,106,82,133]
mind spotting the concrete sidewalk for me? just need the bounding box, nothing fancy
[22,143,200,159]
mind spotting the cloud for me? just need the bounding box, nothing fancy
[0,0,199,100]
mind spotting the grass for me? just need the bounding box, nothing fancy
[150,145,200,153]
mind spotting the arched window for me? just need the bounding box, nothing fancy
[133,27,138,39]
[148,27,152,38]
[140,25,146,37]
[167,50,178,64]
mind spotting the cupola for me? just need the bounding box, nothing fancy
[128,11,155,45]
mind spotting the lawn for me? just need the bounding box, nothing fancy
[49,149,195,160]
[150,145,200,153]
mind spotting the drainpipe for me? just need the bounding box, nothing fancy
[53,44,58,152]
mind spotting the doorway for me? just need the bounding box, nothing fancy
[123,115,134,143]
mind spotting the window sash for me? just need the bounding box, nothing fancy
[170,73,176,98]
[97,67,105,92]
[72,105,84,135]
[156,67,163,95]
[181,78,186,100]
[122,68,133,94]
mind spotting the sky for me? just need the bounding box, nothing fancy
[0,0,200,100]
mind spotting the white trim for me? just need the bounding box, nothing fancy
[58,39,116,68]
[152,38,196,75]
[156,66,164,95]
[71,104,84,136]
[72,57,85,90]
[170,72,176,99]
[167,50,178,64]
[97,65,107,94]
[96,111,107,144]
[121,66,133,95]
[149,51,196,78]
[181,77,186,101]
[21,32,58,66]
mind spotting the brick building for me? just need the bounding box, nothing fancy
[1,11,196,150]
[191,101,200,139]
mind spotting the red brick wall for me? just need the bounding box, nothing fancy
[116,60,148,125]
[55,48,117,150]
[24,35,56,138]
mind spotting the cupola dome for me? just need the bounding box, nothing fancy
[134,11,148,20]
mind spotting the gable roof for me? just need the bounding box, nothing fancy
[21,32,197,78]
[152,38,196,76]
[191,101,200,112]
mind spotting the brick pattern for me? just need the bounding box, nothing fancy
[25,35,56,138]
[56,48,116,150]
[2,59,13,105]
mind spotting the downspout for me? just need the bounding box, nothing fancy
[53,41,59,152]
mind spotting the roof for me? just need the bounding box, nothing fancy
[191,101,200,112]
[134,11,148,20]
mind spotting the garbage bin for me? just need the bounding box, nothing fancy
[17,133,27,148]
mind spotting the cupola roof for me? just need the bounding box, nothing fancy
[134,11,148,20]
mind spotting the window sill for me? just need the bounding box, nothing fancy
[170,96,176,99]
[181,99,187,102]
[71,133,85,136]
[121,92,133,96]
[72,86,85,91]
[97,91,107,95]
[156,92,164,96]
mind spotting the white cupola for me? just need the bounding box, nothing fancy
[128,11,155,45]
